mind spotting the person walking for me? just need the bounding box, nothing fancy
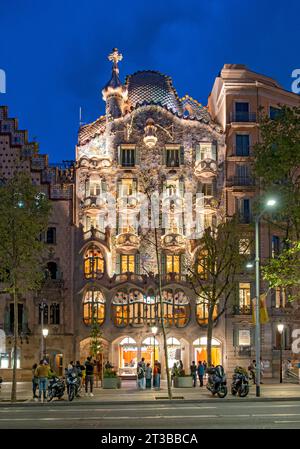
[32,363,39,400]
[248,360,256,384]
[197,361,205,387]
[84,356,95,397]
[190,361,197,387]
[137,360,145,390]
[145,363,152,388]
[35,360,50,402]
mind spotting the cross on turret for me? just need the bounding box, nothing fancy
[108,48,123,67]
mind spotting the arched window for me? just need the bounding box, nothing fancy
[84,246,104,279]
[112,291,129,328]
[196,294,218,326]
[38,303,48,324]
[83,289,105,326]
[157,290,190,328]
[46,262,58,280]
[50,303,60,325]
[46,227,56,244]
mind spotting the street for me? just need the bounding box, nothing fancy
[1,400,300,429]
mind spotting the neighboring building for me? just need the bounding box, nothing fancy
[0,53,299,380]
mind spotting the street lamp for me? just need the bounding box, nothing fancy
[40,301,47,360]
[151,326,158,366]
[42,328,48,361]
[277,323,284,384]
[254,197,277,397]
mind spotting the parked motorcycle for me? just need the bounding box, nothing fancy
[206,365,227,398]
[47,376,65,402]
[66,370,81,401]
[231,366,249,397]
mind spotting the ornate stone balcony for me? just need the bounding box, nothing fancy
[161,232,186,251]
[194,159,217,178]
[117,194,140,213]
[83,227,106,243]
[81,195,107,211]
[195,195,218,214]
[116,232,140,251]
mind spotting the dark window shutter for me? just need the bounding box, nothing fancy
[163,148,167,166]
[102,180,107,194]
[117,145,121,164]
[196,144,201,162]
[135,147,140,165]
[135,253,140,274]
[179,146,184,165]
[233,326,239,347]
[211,143,217,161]
[116,254,121,275]
[161,253,166,275]
[179,180,185,197]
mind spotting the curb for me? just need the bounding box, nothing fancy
[1,396,300,407]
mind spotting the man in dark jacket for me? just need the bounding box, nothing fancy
[190,361,197,387]
[84,356,95,397]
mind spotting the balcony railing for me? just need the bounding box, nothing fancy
[227,176,255,187]
[233,305,252,315]
[229,112,257,123]
[81,195,107,210]
[228,145,253,157]
[117,194,140,211]
[116,232,140,250]
[195,158,217,178]
[195,195,218,213]
[161,232,185,251]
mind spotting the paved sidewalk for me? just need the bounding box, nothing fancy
[1,380,300,404]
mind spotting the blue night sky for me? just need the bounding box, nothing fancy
[0,0,299,162]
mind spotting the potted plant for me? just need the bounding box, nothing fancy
[102,368,121,389]
[173,366,193,388]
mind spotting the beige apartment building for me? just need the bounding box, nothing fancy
[0,52,299,381]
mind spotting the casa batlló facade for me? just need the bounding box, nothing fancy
[0,50,299,380]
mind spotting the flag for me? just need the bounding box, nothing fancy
[252,293,269,324]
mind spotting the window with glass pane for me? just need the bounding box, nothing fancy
[83,289,105,326]
[120,254,135,273]
[236,135,250,156]
[239,198,251,223]
[84,247,104,278]
[119,179,136,196]
[275,287,286,308]
[239,238,251,254]
[166,148,180,167]
[89,181,101,197]
[118,214,137,234]
[166,255,180,274]
[50,303,60,325]
[121,148,135,167]
[270,106,281,120]
[235,102,249,121]
[199,143,216,161]
[239,283,251,313]
[196,296,217,325]
[112,292,129,327]
[46,227,56,244]
[197,249,208,279]
[272,235,280,257]
[38,303,48,325]
[10,304,24,333]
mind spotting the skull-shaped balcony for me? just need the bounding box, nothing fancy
[81,195,108,212]
[195,159,217,178]
[161,232,186,251]
[196,195,218,214]
[116,232,140,251]
[117,194,140,213]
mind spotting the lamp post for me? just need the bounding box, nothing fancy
[42,328,48,361]
[254,198,277,397]
[40,301,47,360]
[277,323,284,384]
[151,326,158,366]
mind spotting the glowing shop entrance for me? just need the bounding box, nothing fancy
[119,337,137,377]
[193,337,222,366]
[141,337,159,365]
[167,337,181,369]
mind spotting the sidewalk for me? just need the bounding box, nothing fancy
[1,380,300,404]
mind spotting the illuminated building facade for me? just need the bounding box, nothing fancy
[0,52,299,380]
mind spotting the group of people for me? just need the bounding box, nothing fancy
[31,356,101,401]
[137,358,161,389]
[190,361,207,387]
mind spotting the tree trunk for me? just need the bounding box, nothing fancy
[11,282,18,402]
[154,227,172,400]
[206,306,215,368]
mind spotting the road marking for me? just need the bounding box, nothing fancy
[274,420,300,424]
[0,406,217,412]
[0,415,219,421]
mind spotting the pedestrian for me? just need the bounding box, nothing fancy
[156,360,161,389]
[84,356,95,397]
[197,361,205,387]
[137,360,145,390]
[35,359,50,402]
[248,360,256,384]
[31,363,39,400]
[105,361,113,370]
[145,363,152,388]
[171,362,177,385]
[190,361,197,387]
[203,360,207,378]
[179,360,183,372]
